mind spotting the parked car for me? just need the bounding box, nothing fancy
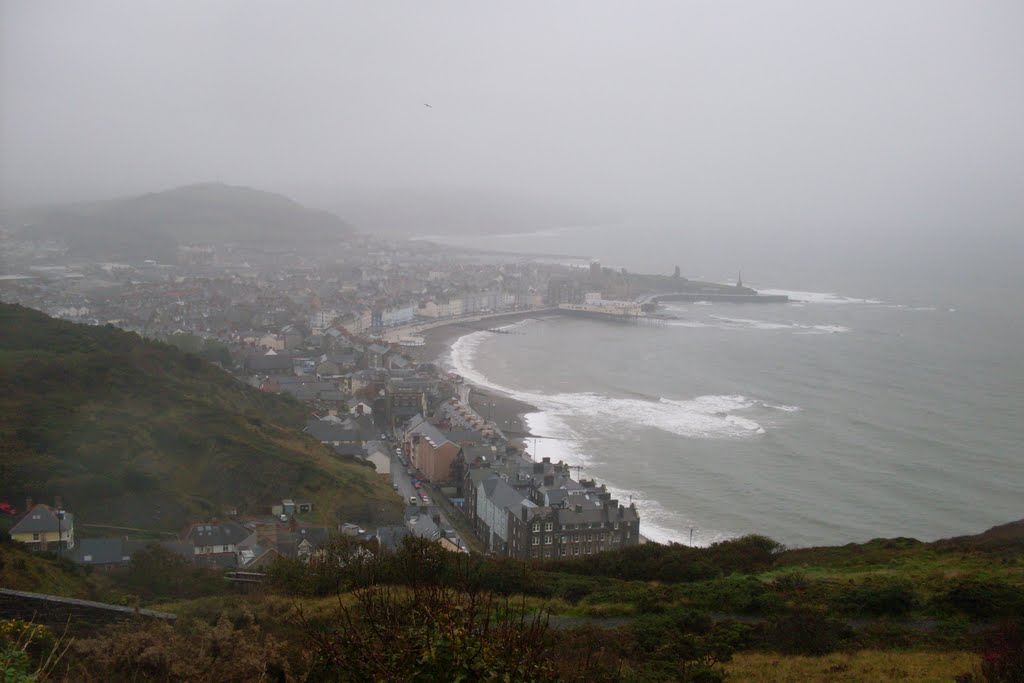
[410,496,419,505]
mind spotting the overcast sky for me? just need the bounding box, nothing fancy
[2,1,1022,253]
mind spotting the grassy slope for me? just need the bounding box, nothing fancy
[0,303,400,531]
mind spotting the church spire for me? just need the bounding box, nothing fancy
[737,270,743,288]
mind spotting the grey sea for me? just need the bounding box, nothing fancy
[436,227,1024,548]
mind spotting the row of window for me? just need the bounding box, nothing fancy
[531,533,629,546]
[531,520,633,533]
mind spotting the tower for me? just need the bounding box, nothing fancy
[736,270,743,288]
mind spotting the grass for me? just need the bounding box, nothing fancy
[724,650,983,682]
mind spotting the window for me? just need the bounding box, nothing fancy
[573,534,579,542]
[613,522,619,530]
[573,546,580,555]
[32,533,40,541]
[544,535,552,545]
[532,536,539,546]
[544,522,553,531]
[222,545,229,552]
[531,522,540,532]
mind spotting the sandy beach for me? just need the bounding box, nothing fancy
[412,311,549,440]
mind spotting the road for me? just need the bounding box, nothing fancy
[388,441,471,552]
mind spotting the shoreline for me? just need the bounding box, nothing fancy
[414,311,658,545]
[414,310,552,440]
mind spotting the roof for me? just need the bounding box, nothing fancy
[376,525,412,552]
[483,478,530,512]
[306,418,366,443]
[10,505,73,535]
[409,420,453,450]
[245,352,294,371]
[74,538,131,566]
[185,521,251,548]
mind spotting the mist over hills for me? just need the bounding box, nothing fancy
[5,183,354,262]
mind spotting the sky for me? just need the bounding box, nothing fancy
[2,1,1022,262]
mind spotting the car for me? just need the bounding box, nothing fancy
[410,496,419,504]
[421,498,431,505]
[414,482,422,489]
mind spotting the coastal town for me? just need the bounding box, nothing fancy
[0,219,769,569]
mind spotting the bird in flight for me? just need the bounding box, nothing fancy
[424,103,432,108]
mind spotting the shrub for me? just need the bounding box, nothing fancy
[934,579,1024,620]
[831,578,919,617]
[980,621,1024,683]
[761,612,853,655]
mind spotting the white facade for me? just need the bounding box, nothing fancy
[382,305,416,327]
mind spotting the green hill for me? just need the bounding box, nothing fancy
[6,183,354,261]
[0,303,399,531]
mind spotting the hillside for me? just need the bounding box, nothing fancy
[0,303,399,531]
[5,183,354,261]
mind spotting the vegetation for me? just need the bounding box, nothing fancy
[0,303,400,530]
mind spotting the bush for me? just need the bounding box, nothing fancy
[761,612,853,655]
[980,621,1024,683]
[831,578,919,617]
[63,613,294,682]
[934,579,1024,620]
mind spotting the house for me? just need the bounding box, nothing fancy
[361,440,391,475]
[375,525,412,553]
[244,349,294,376]
[72,538,131,569]
[348,397,373,417]
[281,325,305,350]
[9,503,74,552]
[304,417,367,446]
[183,521,255,567]
[506,493,641,561]
[404,416,463,482]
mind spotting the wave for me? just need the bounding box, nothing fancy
[448,328,805,547]
[758,288,885,305]
[451,334,772,441]
[709,315,850,334]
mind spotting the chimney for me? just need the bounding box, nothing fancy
[25,496,33,511]
[542,456,550,464]
[598,491,611,501]
[533,462,543,473]
[521,506,528,521]
[54,495,62,509]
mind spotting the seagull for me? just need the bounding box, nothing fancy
[424,103,432,108]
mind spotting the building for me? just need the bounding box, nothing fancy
[404,416,463,482]
[9,503,74,553]
[507,492,640,560]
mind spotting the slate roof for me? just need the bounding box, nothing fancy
[10,505,72,535]
[376,525,412,553]
[245,352,294,372]
[185,521,251,548]
[305,419,366,443]
[74,538,131,566]
[409,420,452,449]
[483,478,530,512]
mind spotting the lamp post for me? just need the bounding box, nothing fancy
[56,509,65,559]
[689,527,696,547]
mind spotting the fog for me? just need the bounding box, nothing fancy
[2,1,1022,264]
